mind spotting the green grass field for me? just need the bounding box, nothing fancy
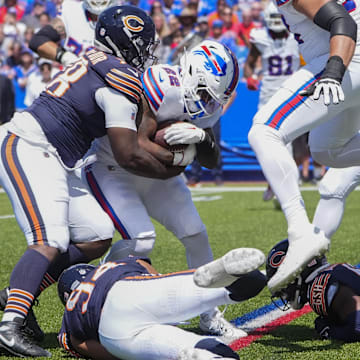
[0,185,360,359]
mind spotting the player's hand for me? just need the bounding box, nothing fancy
[164,122,205,145]
[300,78,344,106]
[246,77,259,91]
[314,316,331,339]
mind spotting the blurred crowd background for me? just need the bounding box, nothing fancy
[0,0,268,119]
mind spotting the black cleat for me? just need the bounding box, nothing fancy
[0,287,44,342]
[0,319,51,357]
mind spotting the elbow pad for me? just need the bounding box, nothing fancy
[314,0,357,42]
[29,25,61,51]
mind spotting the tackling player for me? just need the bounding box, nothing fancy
[57,248,266,360]
[0,5,182,357]
[83,39,242,339]
[247,0,360,293]
[29,0,115,66]
[244,2,300,202]
[267,239,360,343]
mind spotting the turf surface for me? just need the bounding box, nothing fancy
[0,185,359,359]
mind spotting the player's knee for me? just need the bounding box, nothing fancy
[132,236,156,256]
[226,270,267,302]
[76,238,112,261]
[248,124,281,151]
[318,178,346,199]
[195,339,239,359]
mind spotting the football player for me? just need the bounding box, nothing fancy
[244,1,300,202]
[57,248,266,360]
[267,239,360,342]
[29,0,116,66]
[0,5,182,357]
[83,39,242,339]
[247,0,360,293]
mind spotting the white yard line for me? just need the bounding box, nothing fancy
[0,215,15,219]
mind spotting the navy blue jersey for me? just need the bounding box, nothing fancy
[308,264,360,318]
[27,48,142,168]
[59,256,150,346]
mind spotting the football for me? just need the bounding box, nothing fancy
[154,122,197,166]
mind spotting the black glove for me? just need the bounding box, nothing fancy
[315,316,331,340]
[300,56,346,106]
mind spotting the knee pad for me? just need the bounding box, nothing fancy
[318,175,347,199]
[226,270,267,302]
[195,339,239,359]
[248,124,283,151]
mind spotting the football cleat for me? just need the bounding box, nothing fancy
[193,248,265,288]
[267,225,330,293]
[178,348,237,360]
[199,308,247,342]
[0,318,51,357]
[0,287,44,342]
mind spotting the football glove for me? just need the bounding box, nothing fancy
[246,77,260,91]
[300,78,344,105]
[164,122,205,146]
[300,55,346,106]
[314,316,331,340]
[56,47,79,66]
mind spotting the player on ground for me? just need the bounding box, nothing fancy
[244,1,300,202]
[83,39,242,339]
[29,0,115,66]
[247,0,360,292]
[267,239,360,342]
[0,6,182,357]
[57,248,266,360]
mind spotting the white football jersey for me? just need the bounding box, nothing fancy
[250,27,300,105]
[275,0,360,64]
[90,64,222,166]
[59,0,95,56]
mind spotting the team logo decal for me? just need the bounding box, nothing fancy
[123,15,144,32]
[193,46,227,76]
[269,250,285,268]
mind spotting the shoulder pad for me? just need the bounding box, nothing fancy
[275,0,293,7]
[142,65,185,122]
[250,28,270,48]
[85,50,142,104]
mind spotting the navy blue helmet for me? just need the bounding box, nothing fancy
[57,264,96,306]
[266,239,328,310]
[95,5,158,71]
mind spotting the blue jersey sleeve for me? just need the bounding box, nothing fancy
[58,318,82,358]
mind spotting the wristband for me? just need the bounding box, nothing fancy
[55,46,66,63]
[322,55,346,83]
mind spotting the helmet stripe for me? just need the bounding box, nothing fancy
[226,50,239,96]
[201,45,223,74]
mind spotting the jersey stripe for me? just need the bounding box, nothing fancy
[276,0,291,6]
[107,72,142,96]
[111,68,142,86]
[145,68,164,101]
[105,77,140,102]
[265,71,322,130]
[141,72,160,112]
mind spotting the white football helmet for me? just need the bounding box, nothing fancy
[83,0,116,15]
[180,40,239,119]
[264,2,287,33]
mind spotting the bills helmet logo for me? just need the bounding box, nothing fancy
[193,46,227,76]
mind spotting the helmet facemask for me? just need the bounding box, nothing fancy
[84,0,115,16]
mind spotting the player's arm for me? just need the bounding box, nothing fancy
[29,17,78,66]
[295,0,357,104]
[244,43,261,91]
[137,95,174,166]
[98,88,183,179]
[70,335,119,360]
[315,284,360,341]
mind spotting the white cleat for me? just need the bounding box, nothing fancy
[199,308,248,342]
[267,225,330,293]
[194,248,265,288]
[178,348,235,360]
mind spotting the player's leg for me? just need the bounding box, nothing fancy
[37,172,114,294]
[248,55,351,292]
[313,166,360,238]
[0,131,69,357]
[142,175,213,269]
[83,162,156,261]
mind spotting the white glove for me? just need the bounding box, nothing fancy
[60,51,80,66]
[300,78,345,106]
[164,122,205,145]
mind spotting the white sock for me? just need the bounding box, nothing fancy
[313,197,345,238]
[249,124,310,230]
